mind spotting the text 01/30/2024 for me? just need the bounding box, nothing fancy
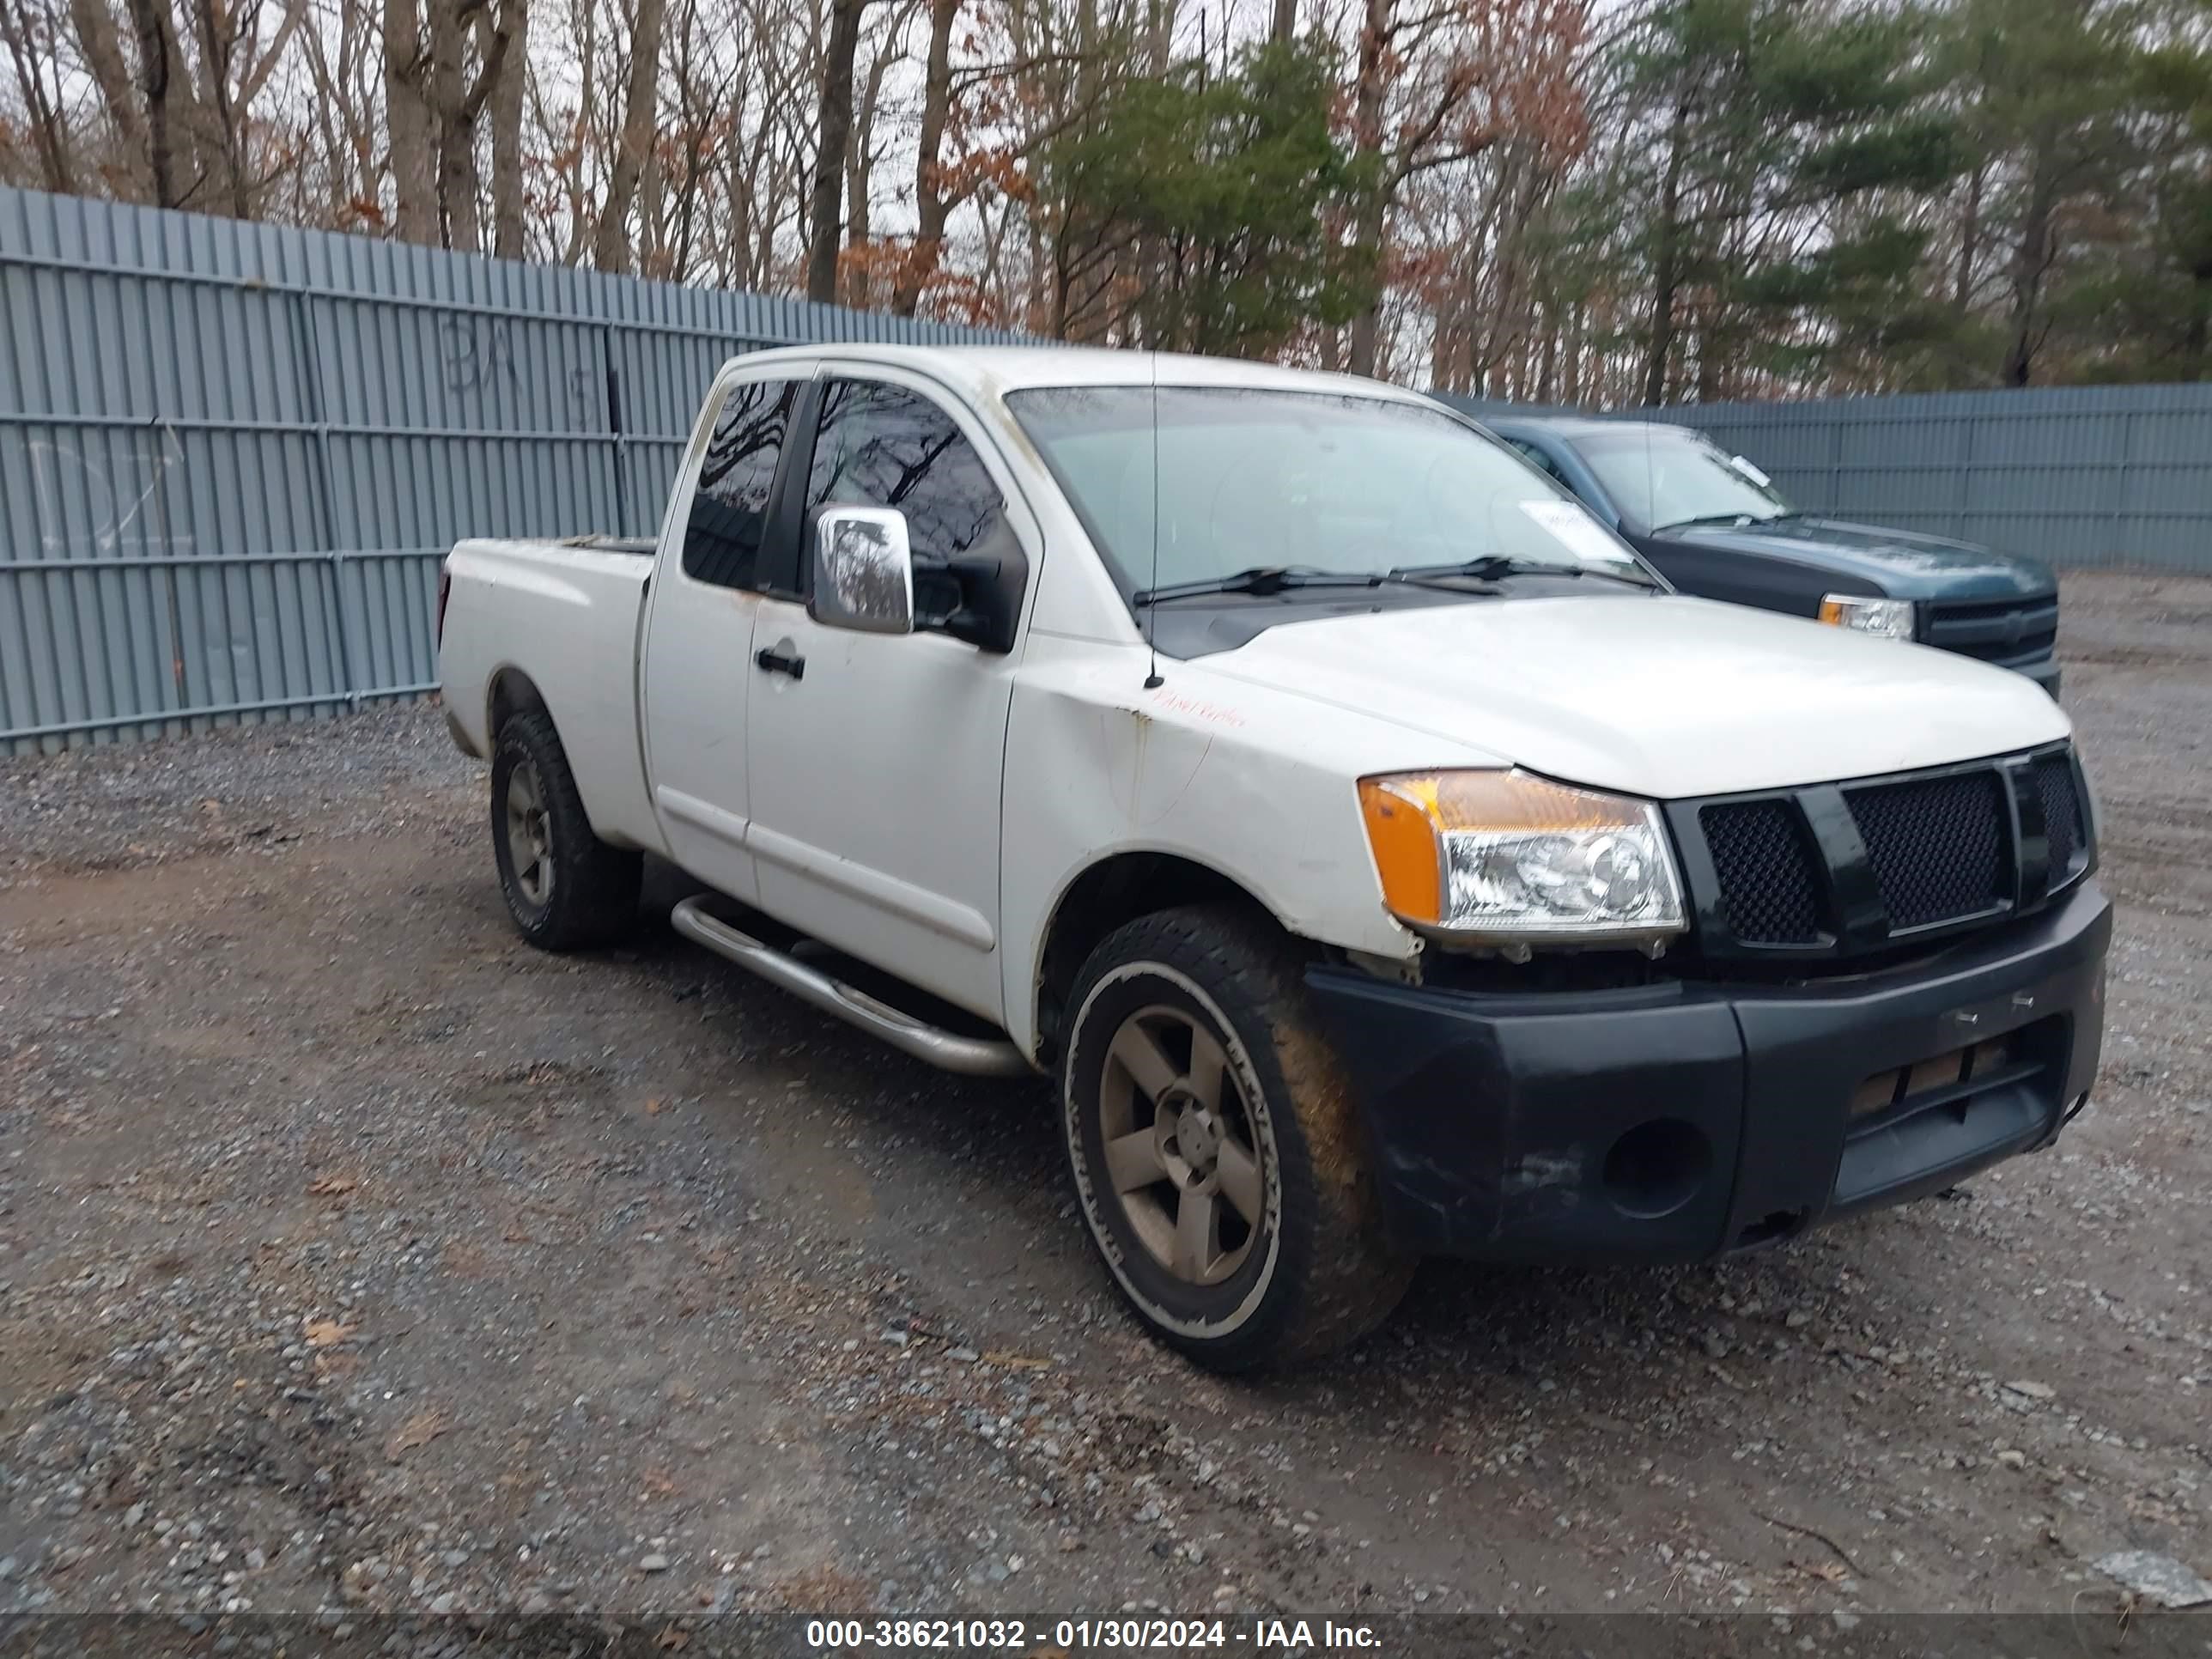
[802,1619,1386,1650]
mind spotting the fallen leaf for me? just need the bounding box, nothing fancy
[654,1628,690,1652]
[643,1097,665,1116]
[2095,1550,2212,1609]
[386,1407,450,1459]
[307,1174,357,1198]
[304,1317,354,1347]
[1793,1558,1849,1583]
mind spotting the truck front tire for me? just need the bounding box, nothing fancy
[489,708,641,951]
[1060,905,1413,1371]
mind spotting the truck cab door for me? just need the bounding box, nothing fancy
[741,373,1032,1025]
[639,372,807,905]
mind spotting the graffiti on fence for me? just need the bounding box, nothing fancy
[572,366,605,423]
[439,316,519,397]
[439,317,610,427]
[20,422,194,558]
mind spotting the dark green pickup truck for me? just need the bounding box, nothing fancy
[1484,415,2063,697]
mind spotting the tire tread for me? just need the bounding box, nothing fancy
[491,708,641,951]
[1064,903,1413,1370]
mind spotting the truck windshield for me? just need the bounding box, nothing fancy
[1576,428,1794,532]
[1004,385,1655,599]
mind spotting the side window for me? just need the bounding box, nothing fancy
[682,377,798,590]
[804,380,1009,621]
[1505,436,1565,482]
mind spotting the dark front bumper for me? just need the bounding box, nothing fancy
[1308,884,2111,1261]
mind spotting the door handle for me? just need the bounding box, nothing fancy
[754,645,805,681]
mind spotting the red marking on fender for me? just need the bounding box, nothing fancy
[1150,689,1248,727]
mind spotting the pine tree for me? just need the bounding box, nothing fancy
[1607,0,1966,400]
[1036,42,1379,358]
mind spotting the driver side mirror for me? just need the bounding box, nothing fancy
[810,506,914,635]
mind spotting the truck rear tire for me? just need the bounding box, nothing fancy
[1060,904,1414,1371]
[489,708,641,951]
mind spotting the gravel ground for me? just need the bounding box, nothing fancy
[1,570,2207,1632]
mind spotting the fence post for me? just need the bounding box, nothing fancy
[2111,408,2136,567]
[1955,406,1974,543]
[604,322,630,536]
[1828,411,1844,516]
[293,288,362,711]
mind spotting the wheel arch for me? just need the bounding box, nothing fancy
[486,664,554,742]
[1032,849,1286,1069]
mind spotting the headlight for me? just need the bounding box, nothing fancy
[1357,769,1686,948]
[1818,593,1916,641]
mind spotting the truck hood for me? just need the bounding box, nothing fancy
[1195,592,2070,800]
[1658,516,2056,603]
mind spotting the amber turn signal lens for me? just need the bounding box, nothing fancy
[1358,778,1443,925]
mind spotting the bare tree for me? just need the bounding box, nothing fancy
[487,0,526,252]
[804,0,868,301]
[299,0,385,225]
[2,0,77,192]
[589,0,668,270]
[384,0,436,235]
[891,0,957,313]
[69,0,154,187]
[123,0,198,204]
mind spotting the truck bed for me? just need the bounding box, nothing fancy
[437,536,665,855]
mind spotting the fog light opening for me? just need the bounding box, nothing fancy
[1601,1118,1712,1220]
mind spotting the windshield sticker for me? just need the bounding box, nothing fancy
[1518,499,1639,566]
[1727,453,1773,488]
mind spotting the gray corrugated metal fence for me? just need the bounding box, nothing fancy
[1437,386,2212,575]
[0,185,1035,753]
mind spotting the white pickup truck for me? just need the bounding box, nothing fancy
[439,344,2110,1371]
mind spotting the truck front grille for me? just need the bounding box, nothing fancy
[1700,800,1822,944]
[1923,594,2058,669]
[1844,769,2009,930]
[1672,744,2091,962]
[2036,750,2085,874]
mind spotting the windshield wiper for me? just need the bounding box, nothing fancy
[1133,562,1532,606]
[1652,510,1790,532]
[1389,555,1656,588]
[1132,566,1390,605]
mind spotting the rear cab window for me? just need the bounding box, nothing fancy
[682,378,800,592]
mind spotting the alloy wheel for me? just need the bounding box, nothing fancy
[504,758,552,907]
[1097,1005,1267,1285]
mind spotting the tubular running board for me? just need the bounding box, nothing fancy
[670,896,1032,1079]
